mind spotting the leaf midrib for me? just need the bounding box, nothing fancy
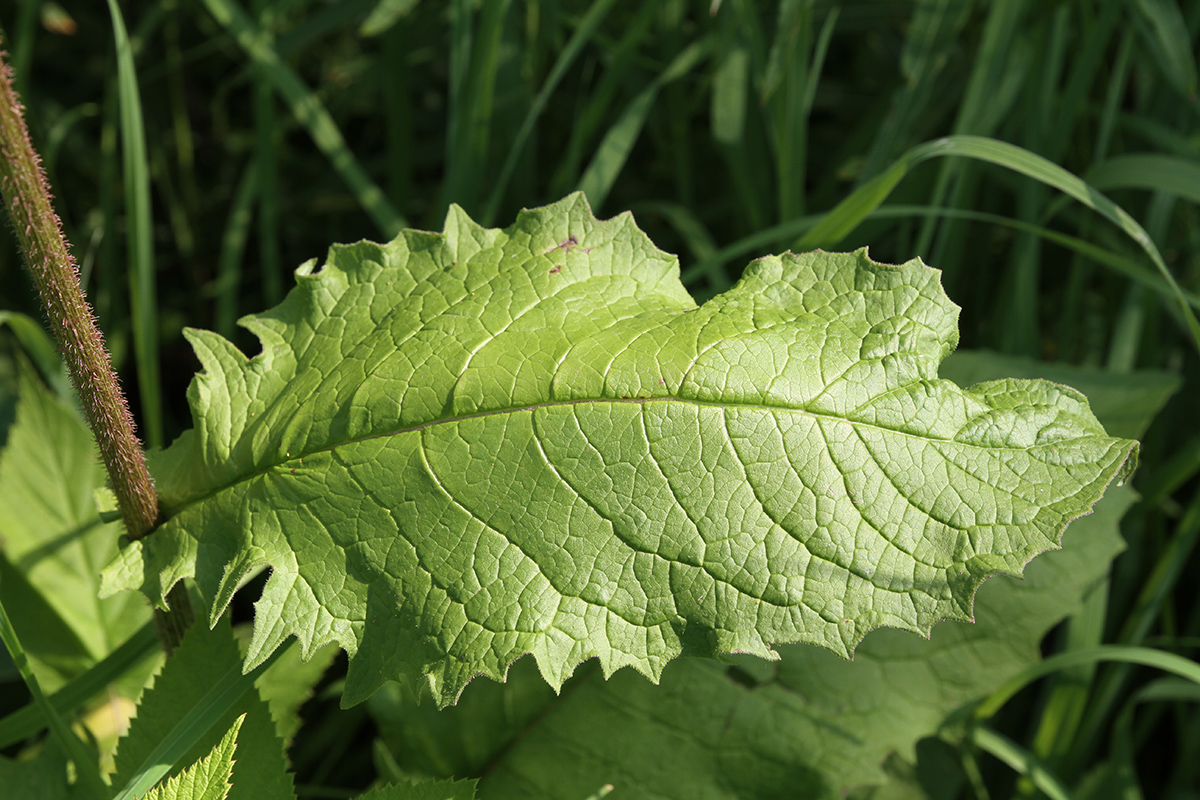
[162,389,1096,519]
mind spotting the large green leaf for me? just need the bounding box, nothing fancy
[102,193,1136,706]
[374,495,1132,798]
[369,354,1170,798]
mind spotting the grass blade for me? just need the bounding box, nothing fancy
[201,0,406,237]
[975,645,1200,722]
[360,0,421,37]
[684,202,1200,318]
[681,212,819,285]
[548,2,658,199]
[483,0,622,223]
[94,78,123,340]
[0,593,107,798]
[106,0,162,450]
[629,200,718,263]
[711,43,748,146]
[441,0,473,219]
[1118,490,1200,657]
[440,0,511,215]
[381,21,413,218]
[252,0,283,306]
[1130,0,1197,99]
[577,40,709,211]
[801,7,837,127]
[1112,679,1200,797]
[7,0,39,99]
[0,621,159,749]
[912,0,1030,262]
[794,135,1200,353]
[215,159,259,340]
[1085,153,1200,205]
[1066,490,1200,776]
[875,205,1200,311]
[970,726,1073,800]
[859,0,971,179]
[1024,584,1110,780]
[759,2,838,227]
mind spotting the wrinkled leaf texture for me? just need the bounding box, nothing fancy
[102,193,1136,706]
[368,354,1171,799]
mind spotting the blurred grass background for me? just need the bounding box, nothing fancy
[2,0,1200,796]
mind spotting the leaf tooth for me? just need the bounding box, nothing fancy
[211,546,269,628]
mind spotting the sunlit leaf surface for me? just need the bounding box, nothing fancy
[103,194,1136,706]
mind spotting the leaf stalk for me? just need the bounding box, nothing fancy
[0,47,160,541]
[0,44,192,653]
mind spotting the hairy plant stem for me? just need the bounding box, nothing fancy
[0,47,191,651]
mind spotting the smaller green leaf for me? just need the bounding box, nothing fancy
[0,622,158,750]
[0,367,151,692]
[0,347,19,451]
[0,590,106,800]
[94,487,123,525]
[110,618,294,800]
[0,312,71,405]
[141,715,243,800]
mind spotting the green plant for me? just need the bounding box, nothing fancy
[2,2,1199,799]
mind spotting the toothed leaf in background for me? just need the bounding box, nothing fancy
[367,355,1170,798]
[356,777,477,800]
[101,194,1137,707]
[140,715,243,800]
[111,619,294,800]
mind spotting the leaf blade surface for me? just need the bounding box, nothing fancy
[102,194,1137,706]
[370,353,1171,798]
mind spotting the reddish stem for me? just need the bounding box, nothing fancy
[0,50,159,540]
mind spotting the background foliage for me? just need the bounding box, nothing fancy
[1,0,1199,797]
